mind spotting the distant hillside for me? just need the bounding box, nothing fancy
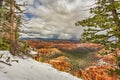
[28,40,103,51]
[19,37,79,42]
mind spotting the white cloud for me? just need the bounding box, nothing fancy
[21,0,95,40]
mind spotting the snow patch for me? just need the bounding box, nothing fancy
[0,51,81,80]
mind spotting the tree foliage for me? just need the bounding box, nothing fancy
[76,0,120,49]
[0,0,29,55]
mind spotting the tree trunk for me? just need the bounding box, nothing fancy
[109,0,120,42]
[10,0,16,55]
[110,0,120,26]
[0,0,3,19]
[0,0,3,9]
[0,0,3,37]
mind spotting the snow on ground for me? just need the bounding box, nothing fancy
[0,51,81,80]
[29,50,38,54]
[0,72,12,80]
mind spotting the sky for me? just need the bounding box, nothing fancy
[19,0,95,40]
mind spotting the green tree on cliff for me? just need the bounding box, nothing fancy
[76,0,120,49]
[0,0,23,51]
[0,0,29,55]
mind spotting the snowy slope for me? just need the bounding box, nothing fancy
[0,72,11,80]
[0,51,81,80]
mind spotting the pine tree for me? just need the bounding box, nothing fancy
[0,0,27,55]
[10,0,28,55]
[76,0,120,49]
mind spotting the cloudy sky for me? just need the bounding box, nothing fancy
[19,0,95,40]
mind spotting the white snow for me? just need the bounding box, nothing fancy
[0,51,81,80]
[97,59,108,66]
[29,50,38,54]
[0,72,12,80]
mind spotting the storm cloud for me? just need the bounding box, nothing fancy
[20,0,95,40]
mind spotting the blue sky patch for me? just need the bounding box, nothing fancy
[25,13,34,19]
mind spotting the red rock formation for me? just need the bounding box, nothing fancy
[74,65,118,80]
[37,48,61,57]
[96,48,120,65]
[45,56,73,72]
[28,40,103,51]
[76,48,120,80]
